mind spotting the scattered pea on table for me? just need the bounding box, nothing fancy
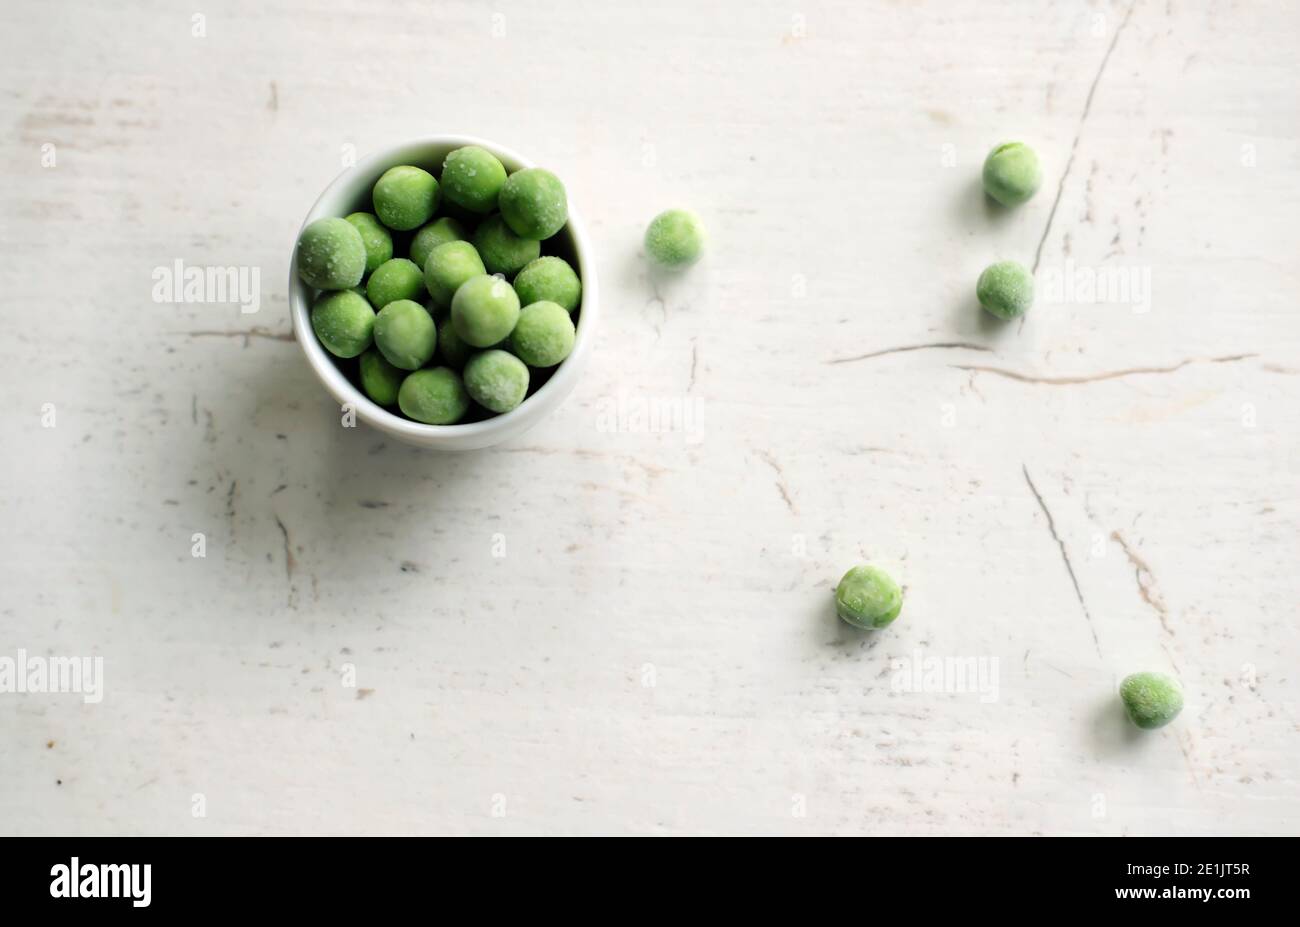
[834,564,903,630]
[976,260,1034,319]
[982,141,1041,207]
[1120,672,1184,730]
[645,208,705,268]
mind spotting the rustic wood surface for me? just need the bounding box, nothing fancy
[1,0,1297,835]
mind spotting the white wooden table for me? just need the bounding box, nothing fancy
[1,0,1297,835]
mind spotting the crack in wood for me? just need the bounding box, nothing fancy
[174,327,295,347]
[274,514,297,610]
[954,354,1256,385]
[827,342,992,365]
[1033,0,1137,273]
[1023,465,1101,658]
[756,450,797,515]
[1111,530,1173,636]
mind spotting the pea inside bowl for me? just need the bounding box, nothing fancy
[288,135,597,451]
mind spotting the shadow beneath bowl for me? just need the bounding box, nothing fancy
[177,345,501,617]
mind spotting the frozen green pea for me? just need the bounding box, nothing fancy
[344,212,393,275]
[359,348,404,406]
[464,349,529,414]
[1119,672,1184,730]
[310,289,374,358]
[451,274,521,347]
[374,299,437,370]
[834,564,902,630]
[372,165,439,231]
[424,240,486,309]
[296,217,367,290]
[645,209,705,268]
[513,256,581,313]
[511,301,575,368]
[474,215,540,277]
[440,146,507,214]
[499,168,568,240]
[410,217,469,270]
[398,367,470,425]
[976,260,1034,319]
[437,316,472,369]
[982,141,1041,207]
[367,258,424,310]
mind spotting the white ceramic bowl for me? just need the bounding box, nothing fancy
[289,135,598,450]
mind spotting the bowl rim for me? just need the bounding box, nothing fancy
[288,134,598,439]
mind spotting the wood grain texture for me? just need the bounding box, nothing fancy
[0,0,1297,835]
